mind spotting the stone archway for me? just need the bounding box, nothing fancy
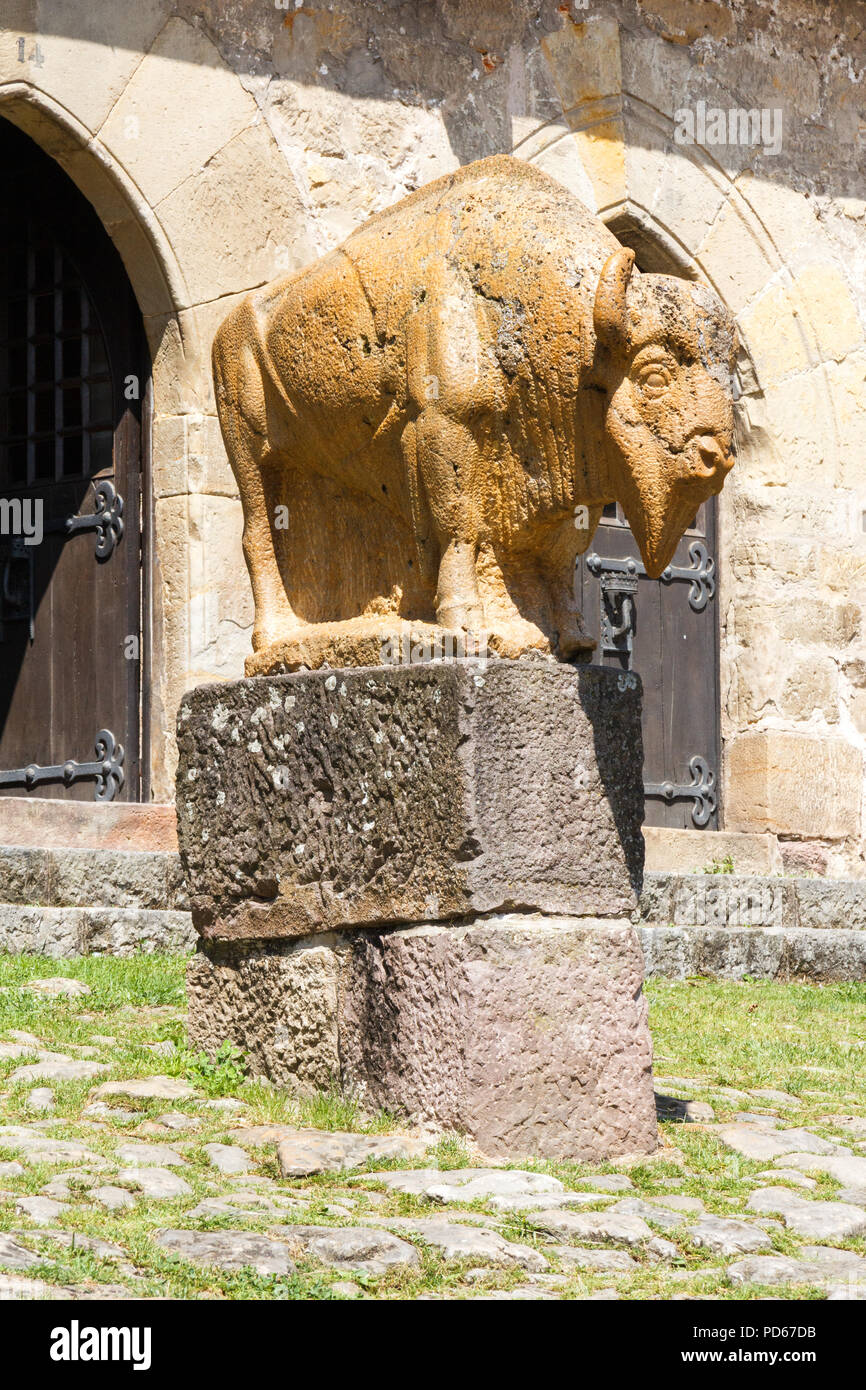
[0,85,197,800]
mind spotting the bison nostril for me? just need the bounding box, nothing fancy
[697,437,723,465]
[687,435,729,478]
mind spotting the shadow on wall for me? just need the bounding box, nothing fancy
[11,0,863,196]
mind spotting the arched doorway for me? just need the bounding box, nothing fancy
[576,220,723,832]
[0,118,148,801]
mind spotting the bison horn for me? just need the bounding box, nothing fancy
[593,246,636,349]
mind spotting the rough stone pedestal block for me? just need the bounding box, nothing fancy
[176,659,645,939]
[179,659,656,1160]
[188,914,657,1162]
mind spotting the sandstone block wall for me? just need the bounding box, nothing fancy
[2,2,864,870]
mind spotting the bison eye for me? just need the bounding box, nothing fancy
[637,362,672,397]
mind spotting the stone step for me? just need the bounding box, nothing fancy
[0,846,187,910]
[0,797,177,851]
[638,870,866,982]
[639,925,866,983]
[639,871,866,934]
[0,904,194,957]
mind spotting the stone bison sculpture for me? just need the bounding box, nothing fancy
[213,154,737,671]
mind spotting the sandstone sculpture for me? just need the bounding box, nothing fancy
[213,153,737,671]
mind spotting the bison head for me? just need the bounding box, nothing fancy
[592,247,737,578]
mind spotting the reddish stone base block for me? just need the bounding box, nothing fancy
[188,913,658,1163]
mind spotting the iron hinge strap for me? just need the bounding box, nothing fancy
[585,539,716,613]
[45,480,125,559]
[644,755,717,828]
[0,729,125,802]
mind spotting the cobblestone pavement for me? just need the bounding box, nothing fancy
[0,957,864,1300]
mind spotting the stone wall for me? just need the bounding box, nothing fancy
[2,1,865,870]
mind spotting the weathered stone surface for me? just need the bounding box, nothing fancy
[574,1174,634,1193]
[272,1225,419,1274]
[717,1124,847,1161]
[757,1168,816,1189]
[821,1115,866,1139]
[82,1104,138,1123]
[0,1128,105,1167]
[639,925,866,983]
[779,1153,866,1186]
[15,1196,69,1226]
[272,1129,428,1176]
[647,1195,705,1214]
[642,830,781,877]
[686,1216,772,1256]
[0,1274,71,1300]
[197,913,656,1162]
[0,1233,46,1270]
[0,906,194,958]
[751,1089,800,1107]
[0,1161,24,1180]
[177,662,645,938]
[25,976,90,997]
[0,1044,71,1062]
[9,1058,107,1084]
[26,1088,55,1113]
[339,915,657,1161]
[348,1168,562,1202]
[155,1113,201,1133]
[551,1245,639,1272]
[642,874,786,930]
[153,1228,294,1276]
[115,1143,187,1169]
[747,1186,866,1239]
[528,1209,653,1246]
[611,1197,688,1232]
[375,1219,546,1271]
[188,1192,302,1222]
[726,732,863,840]
[225,1124,303,1149]
[204,1144,253,1175]
[116,1168,192,1199]
[728,1250,866,1289]
[188,942,341,1093]
[0,847,187,911]
[13,1229,130,1264]
[40,1172,98,1200]
[736,1113,781,1128]
[91,1076,198,1102]
[92,1185,137,1211]
[487,1191,612,1212]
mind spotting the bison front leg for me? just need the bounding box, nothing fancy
[213,311,297,653]
[412,407,485,636]
[541,515,600,658]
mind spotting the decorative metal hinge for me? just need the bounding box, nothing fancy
[599,570,639,662]
[585,539,716,613]
[47,480,125,559]
[0,729,125,802]
[644,755,717,828]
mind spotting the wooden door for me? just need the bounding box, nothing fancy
[576,498,720,830]
[0,120,145,801]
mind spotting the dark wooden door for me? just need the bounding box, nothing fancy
[0,120,145,801]
[576,498,720,830]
